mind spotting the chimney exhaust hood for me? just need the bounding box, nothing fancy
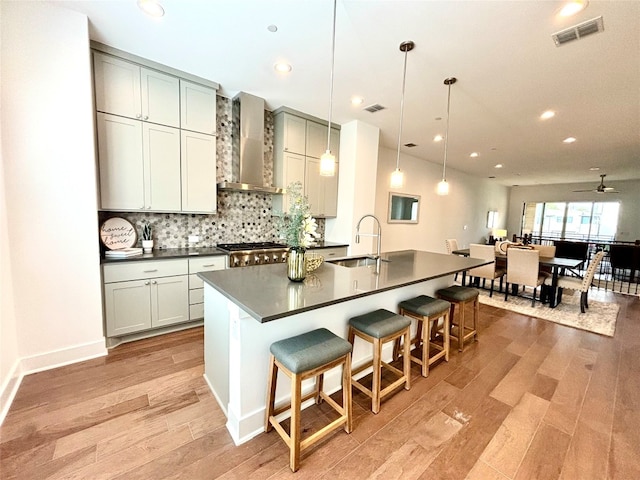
[217,92,283,194]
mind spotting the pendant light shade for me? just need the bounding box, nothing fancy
[390,40,414,188]
[437,76,457,195]
[320,0,338,177]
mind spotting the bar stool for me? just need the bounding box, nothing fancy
[348,309,411,414]
[265,328,353,472]
[435,285,479,352]
[394,295,451,377]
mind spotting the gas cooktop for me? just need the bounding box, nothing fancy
[217,242,287,252]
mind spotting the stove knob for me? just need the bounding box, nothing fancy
[263,255,271,264]
[272,254,279,262]
[233,258,240,267]
[255,255,261,264]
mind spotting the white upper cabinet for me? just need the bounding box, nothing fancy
[280,113,307,155]
[180,80,217,135]
[93,52,180,127]
[181,130,217,213]
[97,112,180,211]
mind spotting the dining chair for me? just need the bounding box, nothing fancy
[505,248,547,307]
[445,239,461,282]
[531,244,556,274]
[468,243,505,297]
[543,250,605,313]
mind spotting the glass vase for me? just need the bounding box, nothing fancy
[287,246,306,282]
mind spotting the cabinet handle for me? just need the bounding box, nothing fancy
[144,281,150,285]
[143,269,158,273]
[152,280,157,284]
[143,115,149,120]
[136,113,142,119]
[202,264,215,267]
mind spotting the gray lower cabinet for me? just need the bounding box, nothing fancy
[187,256,227,320]
[103,259,189,337]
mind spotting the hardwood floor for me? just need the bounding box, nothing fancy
[1,290,639,479]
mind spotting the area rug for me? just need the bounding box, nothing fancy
[477,288,619,337]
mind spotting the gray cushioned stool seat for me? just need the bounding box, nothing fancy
[349,309,411,339]
[436,285,479,302]
[270,328,352,374]
[399,295,451,317]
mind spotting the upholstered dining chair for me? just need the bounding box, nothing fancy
[544,250,605,313]
[445,239,461,282]
[505,248,547,307]
[531,244,556,274]
[468,243,505,297]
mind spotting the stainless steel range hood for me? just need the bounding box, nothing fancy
[217,92,283,194]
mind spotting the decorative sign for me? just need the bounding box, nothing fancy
[100,217,137,250]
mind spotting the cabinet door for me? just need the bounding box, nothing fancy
[180,80,217,135]
[97,113,144,210]
[330,127,340,162]
[181,130,217,213]
[305,121,329,159]
[305,158,338,217]
[282,114,307,155]
[140,68,180,127]
[151,275,189,327]
[143,123,181,211]
[93,52,141,119]
[104,280,152,336]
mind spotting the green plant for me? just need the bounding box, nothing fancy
[278,182,319,248]
[142,224,152,241]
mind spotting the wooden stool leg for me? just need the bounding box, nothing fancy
[473,297,479,342]
[289,373,302,472]
[372,337,382,414]
[403,328,411,390]
[458,301,466,352]
[422,318,430,377]
[265,354,277,432]
[343,353,353,433]
[316,372,324,404]
[443,310,450,362]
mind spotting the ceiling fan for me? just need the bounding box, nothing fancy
[573,174,620,194]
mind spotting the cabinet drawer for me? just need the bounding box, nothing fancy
[189,288,204,305]
[188,255,227,272]
[310,246,348,258]
[103,259,188,283]
[190,303,204,320]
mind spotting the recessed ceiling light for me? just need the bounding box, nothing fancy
[351,96,364,106]
[495,164,503,168]
[540,110,555,120]
[589,167,601,171]
[559,1,588,17]
[274,63,292,73]
[563,137,577,143]
[433,134,443,142]
[137,0,165,17]
[267,24,278,33]
[470,152,479,158]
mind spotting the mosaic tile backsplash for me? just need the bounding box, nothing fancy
[99,95,325,249]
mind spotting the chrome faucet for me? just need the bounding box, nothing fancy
[355,214,382,273]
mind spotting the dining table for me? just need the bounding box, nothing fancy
[452,248,585,308]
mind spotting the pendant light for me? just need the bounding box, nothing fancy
[437,76,457,195]
[319,0,338,177]
[390,40,414,189]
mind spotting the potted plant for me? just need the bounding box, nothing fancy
[142,224,154,252]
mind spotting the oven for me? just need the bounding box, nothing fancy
[217,242,289,268]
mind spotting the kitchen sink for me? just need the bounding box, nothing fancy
[327,256,387,268]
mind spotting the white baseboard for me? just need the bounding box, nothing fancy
[0,339,107,425]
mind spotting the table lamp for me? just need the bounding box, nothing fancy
[493,229,507,241]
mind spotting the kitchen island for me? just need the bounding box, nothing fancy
[199,249,488,445]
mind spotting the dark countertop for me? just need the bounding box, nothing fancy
[101,247,226,264]
[199,249,489,323]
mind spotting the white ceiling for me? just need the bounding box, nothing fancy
[51,0,639,187]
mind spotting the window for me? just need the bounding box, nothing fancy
[522,201,620,241]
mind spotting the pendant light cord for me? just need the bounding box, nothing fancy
[442,77,457,181]
[326,0,337,152]
[396,46,409,171]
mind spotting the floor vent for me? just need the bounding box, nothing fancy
[552,16,604,46]
[364,103,385,113]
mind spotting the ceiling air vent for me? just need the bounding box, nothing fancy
[364,103,385,113]
[404,143,417,148]
[552,16,604,46]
